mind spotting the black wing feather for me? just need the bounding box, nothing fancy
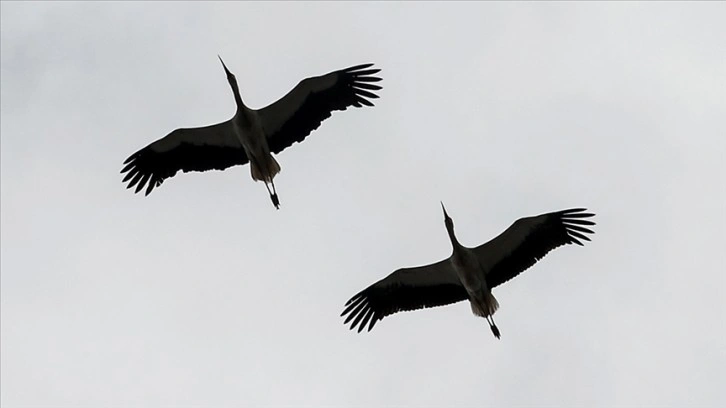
[341,261,468,333]
[261,63,383,154]
[120,123,248,196]
[481,208,596,288]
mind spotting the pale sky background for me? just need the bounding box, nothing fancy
[1,2,725,407]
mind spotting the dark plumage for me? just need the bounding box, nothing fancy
[121,59,382,206]
[342,207,596,335]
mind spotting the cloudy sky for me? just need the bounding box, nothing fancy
[2,2,724,407]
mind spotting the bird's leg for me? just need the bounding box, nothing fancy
[264,181,280,210]
[487,316,501,339]
[270,178,280,208]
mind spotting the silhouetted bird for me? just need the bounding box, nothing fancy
[121,57,382,209]
[342,204,596,338]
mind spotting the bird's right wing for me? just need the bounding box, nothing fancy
[473,208,596,289]
[341,259,468,333]
[120,120,248,196]
[258,63,382,154]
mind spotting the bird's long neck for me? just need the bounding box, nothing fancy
[229,81,253,127]
[230,82,245,111]
[446,223,462,250]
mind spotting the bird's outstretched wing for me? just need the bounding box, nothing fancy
[474,208,596,288]
[120,120,248,196]
[341,259,468,333]
[258,63,383,154]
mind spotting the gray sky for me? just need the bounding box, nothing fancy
[2,2,725,407]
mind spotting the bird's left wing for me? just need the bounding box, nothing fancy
[473,208,596,289]
[121,120,247,196]
[258,63,383,154]
[341,259,468,333]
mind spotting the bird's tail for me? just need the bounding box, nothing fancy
[267,155,281,180]
[251,154,281,183]
[470,292,499,318]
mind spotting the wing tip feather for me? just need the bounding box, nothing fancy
[345,63,376,72]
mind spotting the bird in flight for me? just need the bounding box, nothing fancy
[121,57,382,209]
[341,204,596,338]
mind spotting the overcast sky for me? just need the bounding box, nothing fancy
[2,2,725,407]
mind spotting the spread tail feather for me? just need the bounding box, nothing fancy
[471,292,499,318]
[251,154,281,183]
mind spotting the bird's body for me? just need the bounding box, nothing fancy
[448,241,502,337]
[229,104,282,205]
[341,204,596,338]
[121,57,382,208]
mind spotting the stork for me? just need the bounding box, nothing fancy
[120,57,382,209]
[341,204,596,338]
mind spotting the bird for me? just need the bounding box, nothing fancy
[341,204,596,338]
[120,57,383,209]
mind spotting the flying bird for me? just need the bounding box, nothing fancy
[120,57,383,209]
[341,204,596,338]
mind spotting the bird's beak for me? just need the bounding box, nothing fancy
[218,55,231,76]
[440,201,449,219]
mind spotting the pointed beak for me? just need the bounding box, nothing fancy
[440,201,449,219]
[218,55,231,76]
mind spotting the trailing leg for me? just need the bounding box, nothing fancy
[487,316,501,339]
[270,178,280,209]
[264,182,280,209]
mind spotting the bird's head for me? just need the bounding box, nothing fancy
[218,55,238,87]
[441,201,454,230]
